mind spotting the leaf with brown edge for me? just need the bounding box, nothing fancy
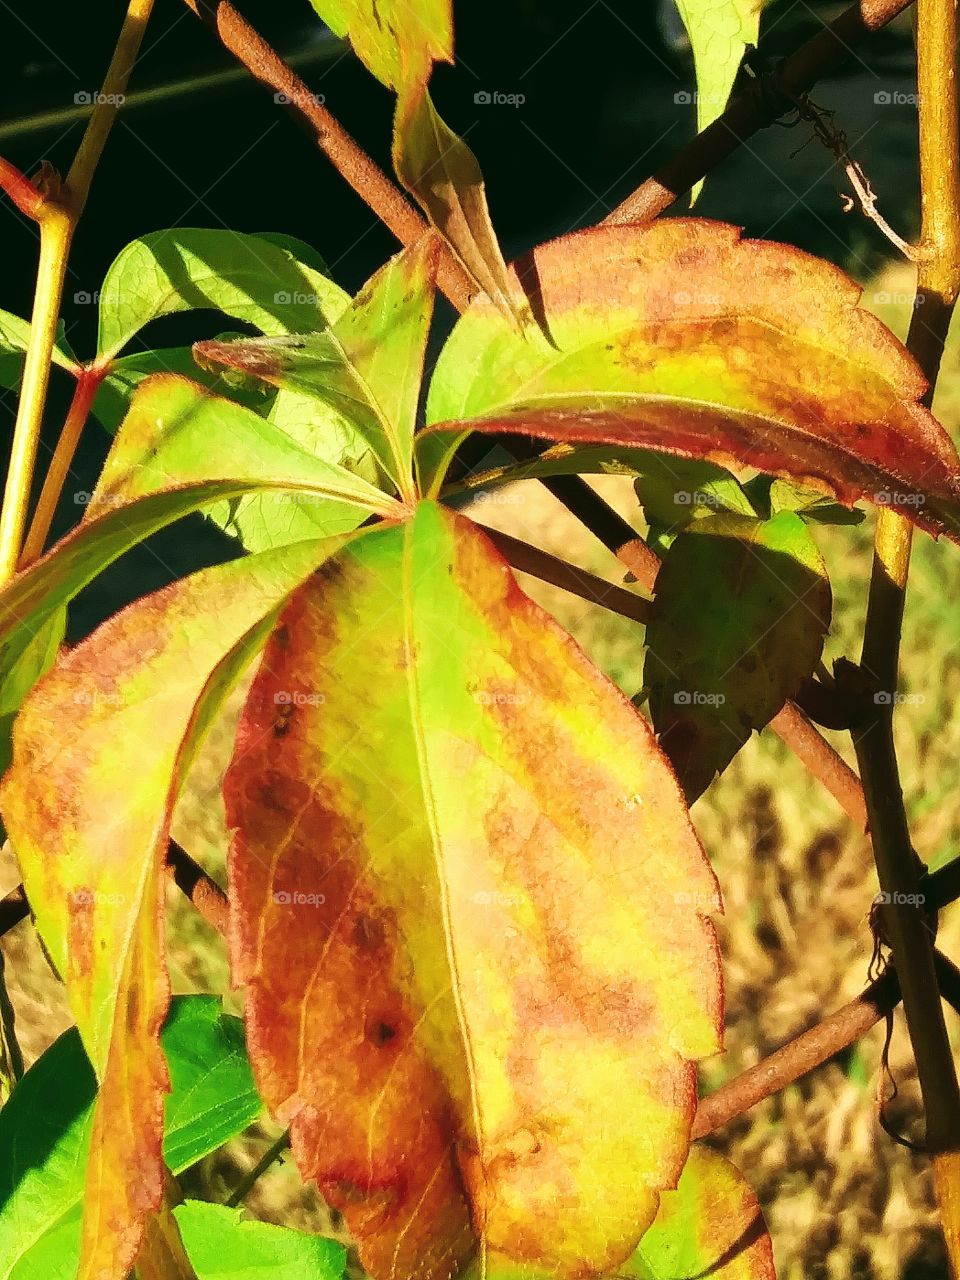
[643,511,832,803]
[224,498,723,1280]
[623,1147,776,1279]
[304,0,517,319]
[0,533,359,1280]
[194,238,440,499]
[135,1171,198,1280]
[393,87,521,324]
[422,219,960,541]
[462,1147,775,1280]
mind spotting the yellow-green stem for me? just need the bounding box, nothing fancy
[0,206,73,584]
[0,0,155,585]
[857,0,960,1267]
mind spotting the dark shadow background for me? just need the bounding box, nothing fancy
[0,0,920,636]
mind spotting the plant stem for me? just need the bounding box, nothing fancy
[20,365,108,567]
[225,1131,291,1208]
[0,207,72,582]
[0,949,24,1102]
[694,949,960,1140]
[181,0,473,312]
[479,525,650,623]
[0,157,43,219]
[853,0,960,1265]
[0,0,154,585]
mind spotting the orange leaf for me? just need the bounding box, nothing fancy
[423,219,960,540]
[0,535,355,1279]
[225,499,723,1279]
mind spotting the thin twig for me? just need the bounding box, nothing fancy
[225,1131,291,1208]
[788,93,919,260]
[180,0,473,312]
[0,157,43,219]
[480,525,650,623]
[693,966,900,1138]
[165,841,229,937]
[20,363,110,566]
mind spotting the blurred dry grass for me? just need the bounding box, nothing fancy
[3,263,960,1276]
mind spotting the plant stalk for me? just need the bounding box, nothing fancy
[0,0,154,584]
[20,365,108,567]
[855,0,960,1265]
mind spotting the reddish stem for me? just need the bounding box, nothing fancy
[0,158,43,221]
[20,363,109,568]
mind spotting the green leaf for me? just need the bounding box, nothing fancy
[93,374,390,519]
[205,386,381,553]
[309,0,452,90]
[767,476,867,526]
[174,1202,346,1280]
[0,308,77,388]
[96,229,349,360]
[624,1147,775,1278]
[194,238,439,497]
[251,232,331,276]
[674,0,766,155]
[161,998,263,1172]
[633,456,757,528]
[92,347,271,435]
[0,997,261,1280]
[0,374,393,862]
[643,510,831,802]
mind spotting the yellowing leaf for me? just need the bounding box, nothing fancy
[393,88,520,322]
[625,1147,775,1278]
[306,0,517,317]
[135,1172,198,1280]
[0,534,359,1280]
[307,0,452,89]
[194,238,439,499]
[225,499,723,1279]
[644,512,832,802]
[675,0,763,142]
[423,220,960,541]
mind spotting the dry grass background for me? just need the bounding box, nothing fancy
[3,263,960,1277]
